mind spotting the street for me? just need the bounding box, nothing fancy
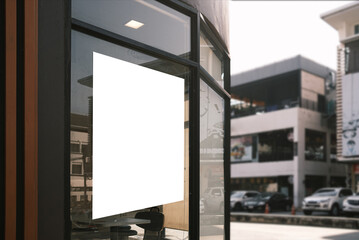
[231,222,359,240]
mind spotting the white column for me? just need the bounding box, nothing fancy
[294,112,306,208]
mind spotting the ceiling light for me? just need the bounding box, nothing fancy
[125,20,144,29]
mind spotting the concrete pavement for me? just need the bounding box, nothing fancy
[231,222,359,240]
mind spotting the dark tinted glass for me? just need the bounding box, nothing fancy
[258,129,294,162]
[231,73,299,118]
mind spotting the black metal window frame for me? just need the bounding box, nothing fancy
[37,0,230,239]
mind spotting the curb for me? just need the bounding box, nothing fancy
[231,213,359,229]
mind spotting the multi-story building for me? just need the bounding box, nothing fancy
[231,55,346,207]
[321,2,359,192]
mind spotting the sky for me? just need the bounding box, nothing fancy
[229,1,354,75]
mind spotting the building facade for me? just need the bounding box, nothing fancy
[2,1,230,240]
[230,56,346,207]
[321,2,359,192]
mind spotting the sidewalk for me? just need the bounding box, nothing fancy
[231,222,359,240]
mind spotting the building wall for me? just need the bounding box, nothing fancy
[301,71,325,96]
[231,108,299,138]
[231,107,346,207]
[337,21,359,41]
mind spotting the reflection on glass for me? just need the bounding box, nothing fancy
[199,80,224,240]
[200,32,224,87]
[72,0,190,58]
[71,30,189,239]
[305,129,326,162]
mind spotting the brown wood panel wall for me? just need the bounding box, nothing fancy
[5,0,17,239]
[5,0,39,239]
[24,0,38,239]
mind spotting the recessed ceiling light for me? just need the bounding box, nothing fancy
[124,20,144,29]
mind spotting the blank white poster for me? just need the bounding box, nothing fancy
[92,52,184,219]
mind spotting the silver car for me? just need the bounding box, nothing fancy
[342,194,359,217]
[302,188,353,216]
[230,191,260,211]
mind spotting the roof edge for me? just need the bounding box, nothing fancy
[320,1,359,20]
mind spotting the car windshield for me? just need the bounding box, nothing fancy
[231,192,244,198]
[260,193,273,199]
[312,189,337,197]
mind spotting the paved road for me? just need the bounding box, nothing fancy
[231,222,359,240]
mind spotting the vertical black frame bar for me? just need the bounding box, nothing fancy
[189,11,201,240]
[0,0,5,237]
[224,55,231,240]
[64,0,72,238]
[16,0,25,239]
[38,0,71,239]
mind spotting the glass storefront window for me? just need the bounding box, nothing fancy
[71,30,189,240]
[258,129,294,162]
[200,32,224,87]
[199,80,224,240]
[230,73,299,119]
[305,129,326,162]
[72,0,191,58]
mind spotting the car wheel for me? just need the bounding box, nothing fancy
[234,203,242,211]
[330,204,339,216]
[303,210,312,215]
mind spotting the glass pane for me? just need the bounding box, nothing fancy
[71,30,189,240]
[200,32,224,87]
[231,73,299,118]
[305,129,326,162]
[258,129,294,162]
[199,80,224,240]
[72,0,190,58]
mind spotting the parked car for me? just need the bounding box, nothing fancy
[302,187,353,216]
[202,187,224,214]
[230,191,260,211]
[243,192,292,212]
[342,194,359,217]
